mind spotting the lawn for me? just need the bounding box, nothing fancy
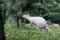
[5,23,60,40]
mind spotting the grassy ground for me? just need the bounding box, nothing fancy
[5,23,60,40]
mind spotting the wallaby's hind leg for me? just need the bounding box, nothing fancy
[36,26,40,31]
[36,25,43,31]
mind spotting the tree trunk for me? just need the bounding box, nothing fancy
[0,14,6,40]
[16,16,19,28]
[0,1,6,40]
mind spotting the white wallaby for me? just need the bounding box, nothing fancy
[22,14,52,31]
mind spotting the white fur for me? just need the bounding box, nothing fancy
[22,14,52,31]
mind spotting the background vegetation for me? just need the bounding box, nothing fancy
[5,23,60,40]
[4,0,60,24]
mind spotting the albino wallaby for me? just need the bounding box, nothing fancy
[22,14,52,31]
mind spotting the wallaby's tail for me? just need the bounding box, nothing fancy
[46,24,52,32]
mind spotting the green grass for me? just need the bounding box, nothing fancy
[5,23,60,40]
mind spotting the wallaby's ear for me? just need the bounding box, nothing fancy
[27,14,30,16]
